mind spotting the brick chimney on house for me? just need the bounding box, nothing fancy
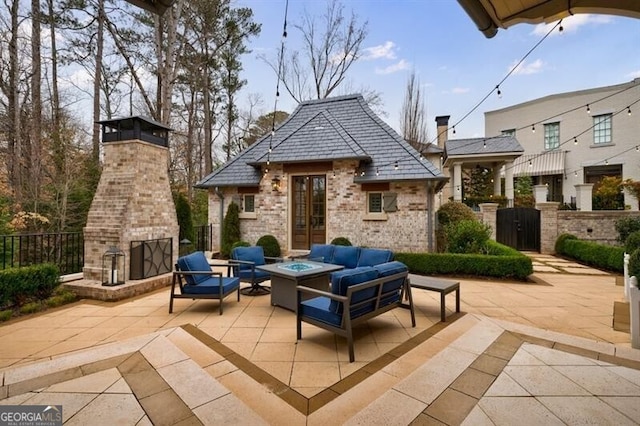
[83,116,179,284]
[435,115,450,149]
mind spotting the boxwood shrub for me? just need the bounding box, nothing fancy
[0,264,60,309]
[556,237,624,273]
[395,241,532,281]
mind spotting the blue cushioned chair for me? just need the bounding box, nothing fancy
[231,246,282,296]
[171,251,241,315]
[296,261,415,362]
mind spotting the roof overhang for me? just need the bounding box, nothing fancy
[457,0,640,38]
[124,0,176,15]
[444,153,522,168]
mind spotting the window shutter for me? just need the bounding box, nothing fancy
[383,192,397,212]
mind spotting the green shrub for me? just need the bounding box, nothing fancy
[615,217,640,243]
[445,219,491,254]
[0,264,60,309]
[231,241,251,251]
[19,301,42,315]
[394,249,532,281]
[629,249,640,278]
[436,201,478,252]
[331,237,352,246]
[561,239,624,272]
[625,231,640,254]
[0,310,12,322]
[174,192,195,244]
[221,201,241,258]
[437,201,477,227]
[554,233,578,255]
[256,234,281,257]
[46,288,76,308]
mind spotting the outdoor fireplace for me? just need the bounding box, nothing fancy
[83,116,179,283]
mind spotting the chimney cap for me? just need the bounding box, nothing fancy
[435,115,450,126]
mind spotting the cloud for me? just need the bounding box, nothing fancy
[451,87,470,94]
[361,41,397,60]
[531,14,612,36]
[508,58,545,75]
[627,70,640,79]
[375,59,410,75]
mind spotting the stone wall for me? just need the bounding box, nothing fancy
[208,160,436,254]
[476,204,640,253]
[84,139,179,281]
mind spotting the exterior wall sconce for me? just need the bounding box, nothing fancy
[102,245,125,286]
[271,176,281,192]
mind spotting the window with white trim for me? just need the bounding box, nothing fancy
[544,122,560,150]
[593,114,612,144]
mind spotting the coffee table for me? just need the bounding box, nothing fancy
[256,260,344,312]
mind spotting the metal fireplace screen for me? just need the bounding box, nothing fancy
[130,237,172,280]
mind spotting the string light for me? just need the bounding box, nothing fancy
[586,104,591,114]
[376,168,379,176]
[636,146,639,152]
[574,170,578,177]
[605,159,609,165]
[452,126,456,135]
[483,140,487,149]
[531,124,535,133]
[496,85,502,98]
[628,106,632,116]
[573,137,578,145]
[394,161,399,170]
[529,159,533,167]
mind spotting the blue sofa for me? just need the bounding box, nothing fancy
[295,244,416,362]
[301,243,394,270]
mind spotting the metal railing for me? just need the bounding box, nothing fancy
[0,232,84,275]
[194,224,213,252]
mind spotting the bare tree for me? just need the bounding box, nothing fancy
[400,70,429,152]
[274,0,368,102]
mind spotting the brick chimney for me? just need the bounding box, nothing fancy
[83,116,179,283]
[435,115,450,149]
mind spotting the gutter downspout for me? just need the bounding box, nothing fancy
[214,187,224,251]
[427,181,434,252]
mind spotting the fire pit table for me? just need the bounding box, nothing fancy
[256,260,344,312]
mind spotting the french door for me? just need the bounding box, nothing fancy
[292,175,326,250]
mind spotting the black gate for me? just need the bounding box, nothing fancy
[496,208,540,251]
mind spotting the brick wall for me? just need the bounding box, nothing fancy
[84,139,179,281]
[208,160,436,254]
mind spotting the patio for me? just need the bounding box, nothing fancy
[1,254,639,424]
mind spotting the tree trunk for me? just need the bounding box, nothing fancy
[8,0,22,204]
[31,0,42,211]
[92,0,104,163]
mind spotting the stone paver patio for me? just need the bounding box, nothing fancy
[1,254,639,424]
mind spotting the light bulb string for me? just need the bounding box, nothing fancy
[502,96,640,176]
[265,0,289,172]
[369,94,640,179]
[419,19,562,157]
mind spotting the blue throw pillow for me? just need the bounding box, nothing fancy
[331,245,360,269]
[357,248,393,267]
[176,251,212,285]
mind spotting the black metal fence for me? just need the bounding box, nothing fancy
[0,232,84,275]
[194,224,213,252]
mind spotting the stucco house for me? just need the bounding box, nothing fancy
[485,78,640,208]
[196,94,448,254]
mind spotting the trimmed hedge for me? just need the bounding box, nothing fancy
[555,237,624,273]
[256,234,281,257]
[395,241,532,281]
[0,264,60,309]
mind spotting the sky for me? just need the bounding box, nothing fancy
[235,0,640,140]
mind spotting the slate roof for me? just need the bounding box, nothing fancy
[196,94,447,188]
[444,135,523,158]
